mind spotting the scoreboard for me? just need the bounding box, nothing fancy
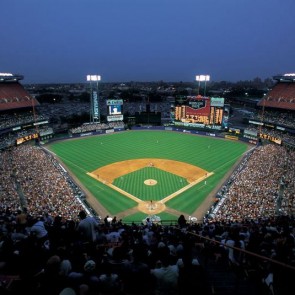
[106,99,123,122]
[16,133,39,145]
[174,96,224,129]
[210,107,224,125]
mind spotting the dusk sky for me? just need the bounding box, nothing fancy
[1,0,295,84]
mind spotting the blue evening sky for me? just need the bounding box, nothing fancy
[1,0,295,84]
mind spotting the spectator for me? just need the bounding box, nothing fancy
[29,216,49,248]
[150,246,179,295]
[121,244,155,294]
[177,214,187,229]
[76,210,99,245]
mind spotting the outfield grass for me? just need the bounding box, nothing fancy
[47,130,249,221]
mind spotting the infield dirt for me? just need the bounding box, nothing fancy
[88,158,207,183]
[87,158,212,216]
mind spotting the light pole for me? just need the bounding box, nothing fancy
[86,75,101,123]
[196,75,201,95]
[195,75,210,96]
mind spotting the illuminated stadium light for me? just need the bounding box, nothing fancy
[0,73,24,82]
[283,73,295,78]
[86,75,101,81]
[195,74,210,96]
[195,75,210,82]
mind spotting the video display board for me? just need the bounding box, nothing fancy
[106,99,123,122]
[173,96,224,129]
[16,133,39,145]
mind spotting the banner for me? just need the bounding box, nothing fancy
[92,91,99,120]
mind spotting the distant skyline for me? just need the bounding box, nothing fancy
[1,0,295,84]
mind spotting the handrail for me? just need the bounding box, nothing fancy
[172,226,295,272]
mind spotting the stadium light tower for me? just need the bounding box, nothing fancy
[195,75,210,96]
[87,75,101,123]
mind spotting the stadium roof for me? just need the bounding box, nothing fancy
[0,73,40,111]
[0,72,24,82]
[273,73,295,83]
[257,74,295,111]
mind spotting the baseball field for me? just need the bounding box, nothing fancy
[47,130,250,223]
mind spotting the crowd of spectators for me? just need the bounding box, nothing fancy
[70,122,125,135]
[0,145,88,221]
[245,125,295,146]
[0,126,53,151]
[254,110,295,129]
[37,102,91,122]
[0,134,16,151]
[0,207,211,295]
[0,195,294,294]
[0,102,90,133]
[0,134,295,294]
[0,112,48,130]
[0,100,171,136]
[209,144,295,222]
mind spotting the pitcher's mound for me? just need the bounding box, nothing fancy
[144,179,157,186]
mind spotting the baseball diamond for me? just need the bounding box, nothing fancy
[48,130,250,222]
[87,158,212,215]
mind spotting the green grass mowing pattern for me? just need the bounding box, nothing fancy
[47,131,249,217]
[113,167,188,201]
[56,158,138,215]
[166,159,236,214]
